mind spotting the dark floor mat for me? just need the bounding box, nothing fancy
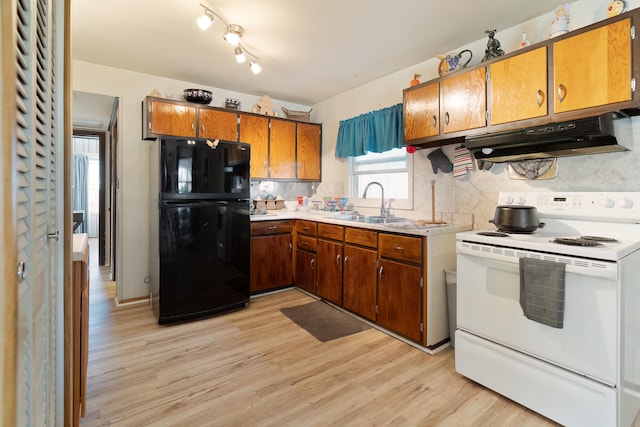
[280,300,371,342]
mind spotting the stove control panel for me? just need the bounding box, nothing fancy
[498,192,640,223]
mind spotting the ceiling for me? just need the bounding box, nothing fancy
[72,0,568,130]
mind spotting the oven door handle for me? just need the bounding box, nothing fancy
[457,243,619,281]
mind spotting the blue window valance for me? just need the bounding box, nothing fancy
[335,103,404,158]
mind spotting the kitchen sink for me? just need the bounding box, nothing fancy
[332,213,410,224]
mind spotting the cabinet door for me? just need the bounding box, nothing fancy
[553,18,631,114]
[269,119,296,179]
[295,250,316,294]
[239,114,269,178]
[296,123,321,180]
[377,259,422,343]
[490,47,548,125]
[199,109,238,141]
[316,239,343,305]
[441,67,486,134]
[250,234,292,293]
[149,100,197,137]
[343,245,377,321]
[403,82,440,141]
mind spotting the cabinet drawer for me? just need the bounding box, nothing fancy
[296,235,317,252]
[251,220,293,236]
[296,220,317,236]
[344,227,377,248]
[378,233,422,264]
[318,223,344,240]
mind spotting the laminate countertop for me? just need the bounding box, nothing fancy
[250,210,471,236]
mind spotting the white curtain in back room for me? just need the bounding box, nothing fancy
[73,135,100,237]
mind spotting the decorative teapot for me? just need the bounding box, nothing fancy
[437,49,473,76]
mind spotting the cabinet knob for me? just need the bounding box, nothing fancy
[432,115,437,128]
[310,258,315,270]
[343,256,348,268]
[336,254,341,266]
[378,265,384,280]
[444,112,450,126]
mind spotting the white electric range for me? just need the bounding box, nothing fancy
[455,192,640,427]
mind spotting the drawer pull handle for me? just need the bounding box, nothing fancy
[336,254,341,266]
[393,246,405,252]
[536,89,545,108]
[444,111,450,126]
[302,226,309,231]
[267,226,277,230]
[289,243,292,253]
[310,258,315,270]
[343,256,348,268]
[557,84,567,103]
[378,265,384,280]
[303,242,309,246]
[432,114,437,128]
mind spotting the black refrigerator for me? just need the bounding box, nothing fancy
[151,137,251,324]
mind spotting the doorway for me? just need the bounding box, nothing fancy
[72,91,119,281]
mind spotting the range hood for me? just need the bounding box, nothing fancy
[465,112,633,163]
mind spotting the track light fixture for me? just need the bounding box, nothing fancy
[234,47,246,63]
[197,3,262,74]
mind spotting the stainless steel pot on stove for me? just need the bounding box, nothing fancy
[489,205,545,233]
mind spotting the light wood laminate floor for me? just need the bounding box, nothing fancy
[82,253,558,426]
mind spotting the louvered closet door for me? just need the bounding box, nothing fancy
[13,0,65,425]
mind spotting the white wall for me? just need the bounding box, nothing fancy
[314,0,640,228]
[72,61,310,301]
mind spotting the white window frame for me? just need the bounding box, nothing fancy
[347,148,414,212]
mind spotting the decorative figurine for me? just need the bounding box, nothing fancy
[410,73,422,87]
[519,32,531,49]
[607,0,628,18]
[437,50,473,75]
[256,95,275,116]
[549,4,570,38]
[481,29,505,62]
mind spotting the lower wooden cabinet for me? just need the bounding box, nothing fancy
[377,258,422,343]
[342,244,378,321]
[342,227,378,321]
[250,221,293,294]
[294,220,318,294]
[316,223,344,304]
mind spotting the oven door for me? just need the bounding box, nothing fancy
[456,242,618,385]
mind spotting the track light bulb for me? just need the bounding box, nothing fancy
[235,47,246,63]
[224,24,243,46]
[197,11,214,30]
[250,61,262,74]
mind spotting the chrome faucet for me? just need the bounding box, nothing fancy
[362,181,387,219]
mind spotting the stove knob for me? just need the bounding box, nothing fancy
[517,196,526,205]
[616,198,634,209]
[599,197,614,208]
[504,196,514,204]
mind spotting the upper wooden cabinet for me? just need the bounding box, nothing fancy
[553,18,632,114]
[269,118,297,179]
[441,67,487,134]
[143,97,238,140]
[404,82,440,142]
[145,98,197,138]
[296,122,322,181]
[239,114,269,178]
[489,47,548,125]
[199,108,238,140]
